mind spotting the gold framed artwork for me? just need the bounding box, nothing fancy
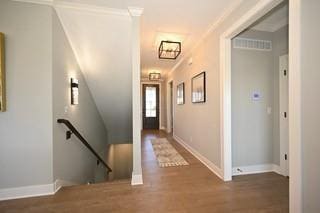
[0,32,6,112]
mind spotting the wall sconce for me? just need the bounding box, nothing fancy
[149,72,161,81]
[158,40,181,60]
[71,78,79,105]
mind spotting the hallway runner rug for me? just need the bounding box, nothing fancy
[151,138,189,167]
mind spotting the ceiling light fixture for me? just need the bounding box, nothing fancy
[149,72,161,81]
[158,40,181,60]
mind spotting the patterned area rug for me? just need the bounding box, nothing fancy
[151,138,189,167]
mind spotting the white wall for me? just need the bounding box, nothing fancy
[0,0,53,189]
[52,10,109,184]
[300,0,320,212]
[231,30,274,167]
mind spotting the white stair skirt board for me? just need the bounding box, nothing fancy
[173,134,223,179]
[232,164,282,176]
[0,179,78,201]
[131,173,143,185]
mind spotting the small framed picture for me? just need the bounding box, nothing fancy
[191,72,206,103]
[177,82,185,105]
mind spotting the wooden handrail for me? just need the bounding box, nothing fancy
[57,119,112,172]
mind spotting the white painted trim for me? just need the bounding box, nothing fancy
[128,7,144,17]
[12,0,131,16]
[141,82,162,130]
[279,54,289,177]
[166,80,174,134]
[232,164,281,176]
[131,14,143,185]
[170,0,243,73]
[160,126,166,131]
[173,134,223,179]
[11,0,53,5]
[0,179,79,201]
[53,179,78,193]
[53,1,129,16]
[0,183,54,201]
[288,0,302,212]
[131,173,143,185]
[220,0,284,181]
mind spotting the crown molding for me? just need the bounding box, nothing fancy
[128,7,144,17]
[170,0,243,73]
[53,1,130,16]
[12,0,131,16]
[11,0,53,5]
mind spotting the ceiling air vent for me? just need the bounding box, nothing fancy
[233,37,272,51]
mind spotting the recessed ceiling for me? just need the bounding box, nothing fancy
[56,0,241,78]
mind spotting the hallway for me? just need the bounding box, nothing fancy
[0,130,288,212]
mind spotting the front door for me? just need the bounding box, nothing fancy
[143,84,159,129]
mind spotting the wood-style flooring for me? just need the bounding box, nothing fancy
[0,130,289,212]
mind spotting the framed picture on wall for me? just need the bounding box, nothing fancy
[177,82,185,105]
[191,72,206,103]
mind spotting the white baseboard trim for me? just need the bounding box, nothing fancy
[232,164,282,176]
[0,183,55,201]
[131,173,143,185]
[160,126,166,131]
[0,179,79,201]
[173,134,223,179]
[54,179,78,193]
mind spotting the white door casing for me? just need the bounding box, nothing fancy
[279,54,289,176]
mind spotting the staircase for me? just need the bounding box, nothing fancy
[57,119,133,186]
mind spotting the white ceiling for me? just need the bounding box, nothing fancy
[251,3,288,32]
[55,0,241,78]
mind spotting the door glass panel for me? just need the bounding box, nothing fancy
[145,86,156,117]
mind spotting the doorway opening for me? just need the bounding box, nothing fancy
[166,81,174,134]
[142,84,160,129]
[230,2,289,178]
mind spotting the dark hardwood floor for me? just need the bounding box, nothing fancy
[0,130,289,212]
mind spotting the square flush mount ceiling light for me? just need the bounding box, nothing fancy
[149,72,161,81]
[158,41,181,60]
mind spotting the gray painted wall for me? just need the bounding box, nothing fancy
[0,0,110,189]
[52,11,109,184]
[166,0,261,170]
[0,0,53,188]
[301,0,320,212]
[231,30,275,167]
[231,27,288,167]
